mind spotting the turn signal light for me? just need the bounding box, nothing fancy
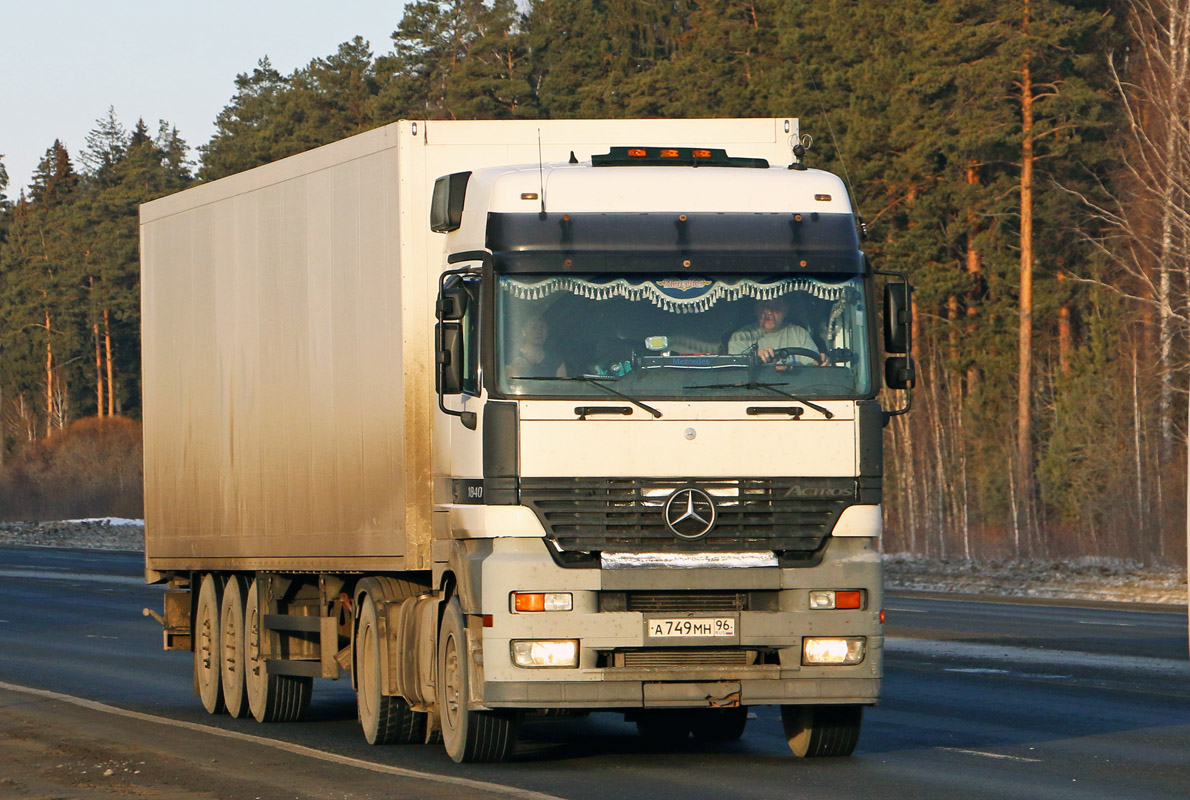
[512,592,573,612]
[809,590,864,610]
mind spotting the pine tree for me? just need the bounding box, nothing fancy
[378,0,529,120]
[198,58,291,179]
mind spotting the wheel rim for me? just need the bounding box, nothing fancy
[245,582,266,717]
[196,576,222,712]
[221,580,247,716]
[443,632,461,731]
[358,615,376,725]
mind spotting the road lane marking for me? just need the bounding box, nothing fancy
[940,748,1042,763]
[887,637,1190,679]
[0,569,144,586]
[1075,621,1136,627]
[945,668,1071,679]
[0,680,565,800]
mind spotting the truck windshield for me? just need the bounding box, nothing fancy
[496,274,871,399]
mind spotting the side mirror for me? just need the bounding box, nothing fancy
[884,283,910,354]
[436,321,464,395]
[884,356,916,390]
[436,286,467,321]
[430,172,471,233]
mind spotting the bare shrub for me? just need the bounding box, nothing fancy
[0,416,143,521]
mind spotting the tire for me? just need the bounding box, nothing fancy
[356,594,425,744]
[782,704,863,757]
[244,577,312,723]
[220,576,250,718]
[438,599,520,763]
[689,707,748,742]
[194,573,225,714]
[635,710,691,743]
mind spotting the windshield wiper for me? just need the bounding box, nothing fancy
[688,381,833,419]
[511,376,662,418]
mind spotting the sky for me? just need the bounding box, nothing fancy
[1,1,406,196]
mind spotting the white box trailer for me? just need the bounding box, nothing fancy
[141,118,914,762]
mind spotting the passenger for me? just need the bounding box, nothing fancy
[508,316,567,377]
[728,296,823,365]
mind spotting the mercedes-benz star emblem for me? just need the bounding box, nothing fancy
[663,487,716,540]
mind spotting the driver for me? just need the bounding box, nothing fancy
[728,296,823,365]
[508,316,567,377]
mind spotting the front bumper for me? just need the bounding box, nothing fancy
[467,536,883,710]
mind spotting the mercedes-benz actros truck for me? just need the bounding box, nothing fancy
[141,118,915,763]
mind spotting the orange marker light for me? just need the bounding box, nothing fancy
[514,593,546,612]
[693,149,712,158]
[660,149,680,158]
[835,591,863,610]
[628,148,648,157]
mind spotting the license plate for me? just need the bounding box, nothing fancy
[646,617,736,638]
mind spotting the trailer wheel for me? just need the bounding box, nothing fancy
[356,594,425,744]
[194,573,225,714]
[219,576,250,718]
[438,599,520,763]
[782,704,863,757]
[689,707,748,742]
[244,577,311,722]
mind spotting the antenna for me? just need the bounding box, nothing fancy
[808,71,866,237]
[537,130,546,215]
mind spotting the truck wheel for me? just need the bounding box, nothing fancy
[194,573,225,714]
[219,576,250,718]
[689,707,748,742]
[356,594,425,744]
[244,577,311,722]
[438,599,520,763]
[782,704,863,757]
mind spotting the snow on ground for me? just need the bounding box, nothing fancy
[0,519,1184,606]
[884,552,1187,606]
[0,519,145,551]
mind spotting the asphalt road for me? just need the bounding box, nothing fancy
[0,545,1187,800]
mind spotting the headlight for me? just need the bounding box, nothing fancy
[511,639,579,668]
[802,636,865,665]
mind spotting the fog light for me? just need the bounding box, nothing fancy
[511,639,579,668]
[512,592,573,612]
[809,590,836,609]
[803,636,865,665]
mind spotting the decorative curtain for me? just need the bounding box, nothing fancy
[500,276,856,314]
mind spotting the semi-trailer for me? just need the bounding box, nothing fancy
[140,118,914,762]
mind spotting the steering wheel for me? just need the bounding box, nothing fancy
[768,346,856,365]
[770,346,826,364]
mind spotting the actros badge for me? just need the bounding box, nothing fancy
[663,487,717,539]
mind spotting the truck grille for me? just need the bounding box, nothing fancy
[626,592,747,612]
[519,478,853,554]
[615,649,756,668]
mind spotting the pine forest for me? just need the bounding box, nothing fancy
[0,0,1187,566]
